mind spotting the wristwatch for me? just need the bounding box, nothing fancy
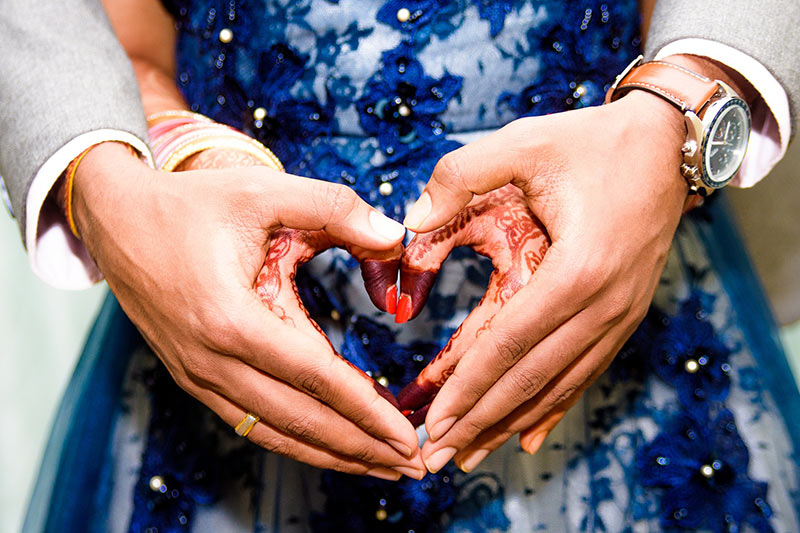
[605,55,751,197]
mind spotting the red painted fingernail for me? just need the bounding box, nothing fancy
[401,409,413,417]
[395,293,412,323]
[385,285,398,314]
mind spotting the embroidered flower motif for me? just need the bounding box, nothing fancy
[637,410,774,532]
[497,1,640,117]
[315,22,373,67]
[376,0,464,43]
[312,467,458,532]
[358,42,462,159]
[650,293,733,414]
[187,42,333,167]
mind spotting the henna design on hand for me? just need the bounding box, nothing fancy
[396,185,550,422]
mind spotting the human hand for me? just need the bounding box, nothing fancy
[393,186,550,427]
[70,142,426,480]
[400,89,689,474]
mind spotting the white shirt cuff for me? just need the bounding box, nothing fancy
[27,130,153,290]
[655,39,791,188]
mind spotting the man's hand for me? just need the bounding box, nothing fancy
[401,88,689,474]
[70,142,426,480]
[393,186,550,427]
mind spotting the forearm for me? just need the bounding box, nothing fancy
[0,0,148,246]
[102,0,186,115]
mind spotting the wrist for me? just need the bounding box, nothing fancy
[612,90,688,201]
[71,142,150,246]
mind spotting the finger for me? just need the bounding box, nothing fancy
[419,304,612,473]
[202,356,425,477]
[397,188,549,416]
[261,172,407,248]
[352,244,403,314]
[253,230,403,409]
[190,383,405,480]
[416,242,582,439]
[403,121,535,232]
[216,289,420,458]
[435,320,634,474]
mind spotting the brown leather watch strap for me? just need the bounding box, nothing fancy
[605,60,720,113]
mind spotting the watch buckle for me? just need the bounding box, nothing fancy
[605,54,643,104]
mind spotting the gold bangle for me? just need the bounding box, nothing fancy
[234,412,260,437]
[64,147,94,239]
[146,110,214,127]
[161,134,284,172]
[64,143,139,239]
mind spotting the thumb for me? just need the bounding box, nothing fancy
[263,172,406,250]
[402,123,527,233]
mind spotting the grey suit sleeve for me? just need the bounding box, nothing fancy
[0,0,148,245]
[644,0,800,138]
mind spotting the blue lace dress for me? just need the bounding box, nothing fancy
[25,1,800,532]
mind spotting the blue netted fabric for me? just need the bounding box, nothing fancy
[23,2,800,532]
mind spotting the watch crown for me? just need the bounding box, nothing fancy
[681,163,698,178]
[681,141,697,156]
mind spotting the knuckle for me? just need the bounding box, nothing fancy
[323,184,358,224]
[283,412,319,443]
[507,367,548,402]
[256,435,291,458]
[179,351,215,385]
[344,393,382,432]
[434,152,467,192]
[486,328,528,368]
[600,292,634,324]
[298,368,327,400]
[349,441,380,464]
[549,382,581,410]
[192,306,242,354]
[573,262,611,297]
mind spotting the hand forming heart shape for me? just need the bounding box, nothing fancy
[252,184,550,428]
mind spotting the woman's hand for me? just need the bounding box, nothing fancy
[394,186,550,427]
[401,89,689,474]
[71,142,426,480]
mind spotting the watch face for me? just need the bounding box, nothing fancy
[703,99,750,186]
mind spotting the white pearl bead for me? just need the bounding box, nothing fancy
[396,7,411,23]
[700,464,714,478]
[149,475,164,492]
[398,104,411,117]
[218,28,233,43]
[253,107,267,121]
[378,182,394,196]
[684,359,699,373]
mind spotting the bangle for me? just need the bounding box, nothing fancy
[64,147,93,239]
[147,110,284,172]
[64,143,138,239]
[146,110,213,127]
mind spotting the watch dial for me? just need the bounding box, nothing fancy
[705,101,749,184]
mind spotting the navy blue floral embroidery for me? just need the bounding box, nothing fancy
[130,355,258,532]
[471,0,525,37]
[358,42,462,159]
[498,1,640,116]
[376,0,461,34]
[315,22,374,67]
[637,410,773,532]
[649,295,733,415]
